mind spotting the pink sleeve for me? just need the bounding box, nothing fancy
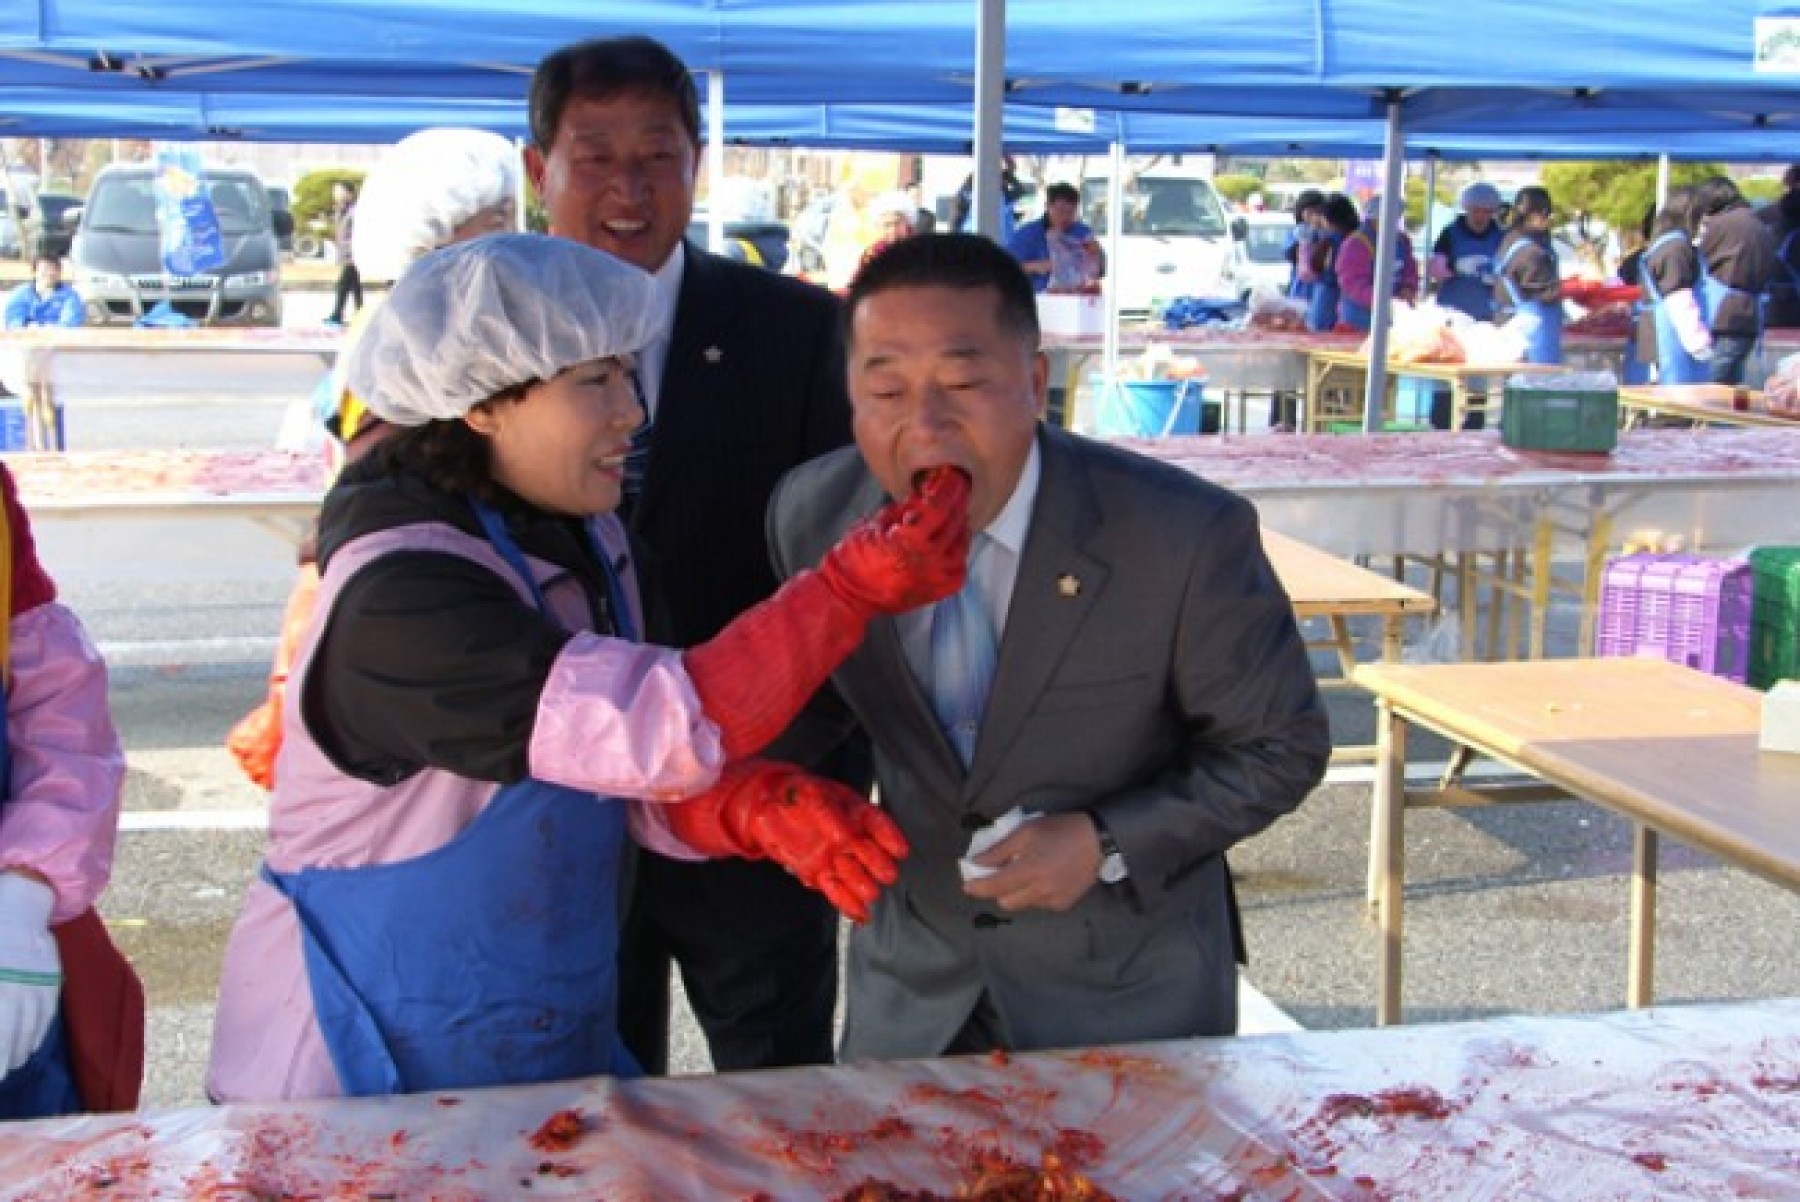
[1337,237,1374,306]
[1399,239,1421,296]
[0,604,126,921]
[528,632,725,803]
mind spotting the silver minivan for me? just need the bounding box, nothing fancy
[69,164,290,326]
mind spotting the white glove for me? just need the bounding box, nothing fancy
[1453,254,1490,277]
[0,873,62,1078]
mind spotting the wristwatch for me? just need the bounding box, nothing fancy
[1087,811,1129,884]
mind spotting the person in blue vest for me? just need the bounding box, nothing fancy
[1283,189,1325,301]
[1694,176,1776,385]
[1429,182,1505,323]
[206,234,970,1102]
[1305,194,1359,332]
[1633,186,1715,385]
[1765,188,1800,330]
[1423,181,1508,427]
[1493,186,1564,365]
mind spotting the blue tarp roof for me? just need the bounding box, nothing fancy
[2,1,1798,148]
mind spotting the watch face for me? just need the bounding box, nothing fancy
[1098,852,1127,884]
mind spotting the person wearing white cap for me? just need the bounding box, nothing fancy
[227,129,525,794]
[858,190,917,275]
[1423,181,1508,427]
[1430,181,1506,323]
[207,234,972,1102]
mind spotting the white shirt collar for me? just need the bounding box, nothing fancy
[981,436,1041,560]
[648,241,685,335]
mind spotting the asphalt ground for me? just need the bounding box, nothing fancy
[31,290,1800,1110]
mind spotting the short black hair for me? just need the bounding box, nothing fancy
[1294,189,1326,219]
[1512,185,1553,221]
[1695,175,1743,217]
[1652,185,1701,239]
[1320,193,1360,234]
[846,233,1039,346]
[1044,182,1079,206]
[529,35,701,152]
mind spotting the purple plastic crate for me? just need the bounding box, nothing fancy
[1595,554,1754,683]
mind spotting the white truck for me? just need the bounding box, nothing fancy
[1072,161,1234,319]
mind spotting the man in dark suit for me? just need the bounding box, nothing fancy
[525,35,858,1073]
[769,235,1330,1058]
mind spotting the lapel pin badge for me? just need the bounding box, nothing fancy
[703,346,724,364]
[1057,573,1081,598]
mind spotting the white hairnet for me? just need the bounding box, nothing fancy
[345,234,659,427]
[1461,181,1502,212]
[350,128,520,281]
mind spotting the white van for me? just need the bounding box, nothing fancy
[1074,163,1233,319]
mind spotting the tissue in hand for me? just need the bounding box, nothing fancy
[1760,680,1800,755]
[959,807,1042,881]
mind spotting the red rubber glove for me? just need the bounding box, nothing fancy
[226,564,320,790]
[665,760,911,923]
[684,466,970,759]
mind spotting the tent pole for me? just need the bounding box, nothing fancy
[1655,153,1670,210]
[1102,139,1125,393]
[1422,152,1437,284]
[1362,95,1406,433]
[971,0,1005,238]
[707,71,726,252]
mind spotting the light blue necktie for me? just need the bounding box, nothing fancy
[929,535,998,766]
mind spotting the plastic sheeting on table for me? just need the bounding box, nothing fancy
[1,1000,1796,1200]
[1129,427,1800,559]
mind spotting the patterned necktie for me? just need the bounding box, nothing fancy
[929,535,998,766]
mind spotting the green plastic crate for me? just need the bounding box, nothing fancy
[1500,384,1618,453]
[1748,545,1800,689]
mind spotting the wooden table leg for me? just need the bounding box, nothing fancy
[1628,823,1659,1008]
[1371,699,1408,1027]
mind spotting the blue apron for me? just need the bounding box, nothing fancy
[1497,236,1564,364]
[1306,233,1342,331]
[263,502,640,1096]
[1285,227,1315,301]
[1698,241,1765,365]
[1637,231,1711,385]
[1436,218,1503,321]
[1334,231,1411,333]
[0,690,83,1120]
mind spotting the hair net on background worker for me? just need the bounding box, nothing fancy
[1362,193,1389,222]
[346,234,659,427]
[1460,181,1502,212]
[350,128,520,281]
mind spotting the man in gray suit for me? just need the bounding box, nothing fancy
[769,235,1330,1060]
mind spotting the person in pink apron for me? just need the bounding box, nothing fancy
[208,234,970,1102]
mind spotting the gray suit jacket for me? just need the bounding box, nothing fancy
[768,425,1330,1060]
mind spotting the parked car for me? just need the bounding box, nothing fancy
[69,163,293,327]
[22,192,81,261]
[687,211,790,273]
[1221,211,1298,300]
[1077,165,1234,317]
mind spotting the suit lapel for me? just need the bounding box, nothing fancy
[966,428,1109,797]
[631,244,732,531]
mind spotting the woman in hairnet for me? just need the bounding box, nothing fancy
[1429,181,1505,323]
[208,234,970,1102]
[229,129,522,791]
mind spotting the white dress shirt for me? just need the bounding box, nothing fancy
[634,242,686,416]
[899,438,1042,685]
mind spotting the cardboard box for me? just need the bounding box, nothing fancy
[1036,293,1106,337]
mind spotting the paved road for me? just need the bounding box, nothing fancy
[29,293,1800,1109]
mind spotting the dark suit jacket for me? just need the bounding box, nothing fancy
[768,426,1331,1060]
[626,243,851,651]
